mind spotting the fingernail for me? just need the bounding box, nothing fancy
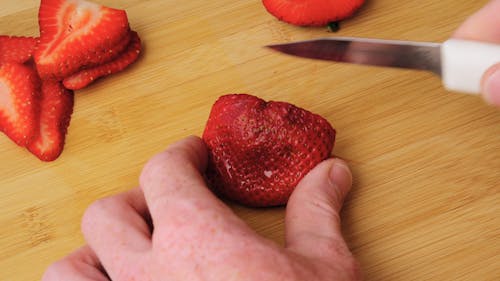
[329,159,352,191]
[483,69,500,106]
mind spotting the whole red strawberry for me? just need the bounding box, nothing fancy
[202,94,336,207]
[262,0,365,26]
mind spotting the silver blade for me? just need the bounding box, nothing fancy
[267,37,442,75]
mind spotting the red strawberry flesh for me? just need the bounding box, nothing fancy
[34,0,130,79]
[0,63,41,146]
[63,31,141,90]
[27,80,74,161]
[202,94,336,207]
[263,0,365,26]
[0,36,38,64]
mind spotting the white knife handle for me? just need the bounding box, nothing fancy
[441,39,500,94]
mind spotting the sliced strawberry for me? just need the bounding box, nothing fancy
[0,63,41,146]
[27,80,74,161]
[34,0,130,80]
[87,30,132,67]
[262,0,365,26]
[63,31,141,90]
[0,36,38,64]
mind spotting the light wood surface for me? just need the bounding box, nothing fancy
[1,1,499,280]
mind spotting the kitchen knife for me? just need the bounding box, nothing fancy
[267,37,500,94]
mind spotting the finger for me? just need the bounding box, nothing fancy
[453,0,500,43]
[453,1,500,106]
[481,63,500,106]
[42,246,109,281]
[81,187,151,280]
[285,158,354,261]
[139,136,233,228]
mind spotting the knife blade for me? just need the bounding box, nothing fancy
[267,37,500,94]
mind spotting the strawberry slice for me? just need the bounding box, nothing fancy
[0,36,38,64]
[0,63,41,146]
[27,80,74,161]
[34,0,130,80]
[63,31,141,90]
[262,0,365,26]
[89,30,132,67]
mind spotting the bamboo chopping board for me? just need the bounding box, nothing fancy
[1,0,499,280]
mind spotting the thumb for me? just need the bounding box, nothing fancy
[285,158,354,261]
[482,63,500,106]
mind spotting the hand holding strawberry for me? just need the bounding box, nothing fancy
[42,136,361,281]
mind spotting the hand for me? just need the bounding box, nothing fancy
[42,136,361,281]
[453,0,500,106]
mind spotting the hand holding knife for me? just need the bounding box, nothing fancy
[267,37,500,95]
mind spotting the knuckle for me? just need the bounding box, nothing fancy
[139,146,198,189]
[81,196,115,232]
[42,259,70,281]
[139,150,176,185]
[161,146,193,168]
[320,238,350,259]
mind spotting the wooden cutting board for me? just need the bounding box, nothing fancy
[1,0,499,280]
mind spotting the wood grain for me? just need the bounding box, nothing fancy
[1,0,499,280]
